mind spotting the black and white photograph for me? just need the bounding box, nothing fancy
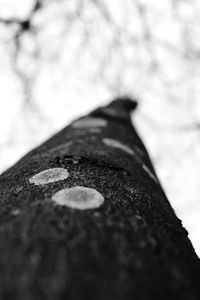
[0,0,200,299]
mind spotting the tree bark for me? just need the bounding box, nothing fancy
[0,98,199,300]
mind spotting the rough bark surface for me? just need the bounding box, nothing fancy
[0,98,199,300]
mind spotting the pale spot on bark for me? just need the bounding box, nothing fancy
[52,186,104,210]
[142,164,158,183]
[71,118,107,129]
[11,209,21,216]
[134,145,145,157]
[103,108,118,117]
[103,138,134,156]
[132,150,143,164]
[88,128,101,133]
[29,168,69,185]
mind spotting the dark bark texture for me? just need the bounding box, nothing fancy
[0,98,199,300]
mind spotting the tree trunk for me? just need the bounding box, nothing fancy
[0,98,199,300]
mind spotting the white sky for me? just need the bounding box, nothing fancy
[0,0,200,257]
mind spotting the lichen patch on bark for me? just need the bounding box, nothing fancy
[29,168,69,185]
[71,117,107,129]
[102,108,118,117]
[142,164,158,183]
[88,128,102,133]
[103,138,135,156]
[52,186,104,210]
[134,145,145,157]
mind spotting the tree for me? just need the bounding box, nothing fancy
[1,1,200,253]
[0,98,199,300]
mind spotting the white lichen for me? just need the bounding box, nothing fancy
[29,168,69,185]
[134,145,145,157]
[103,138,135,156]
[133,152,143,164]
[103,108,118,117]
[71,117,107,129]
[88,128,101,133]
[52,186,104,210]
[142,164,158,183]
[11,209,21,216]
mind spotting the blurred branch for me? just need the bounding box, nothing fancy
[0,0,199,115]
[0,0,44,108]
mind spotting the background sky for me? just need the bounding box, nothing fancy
[0,0,200,256]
